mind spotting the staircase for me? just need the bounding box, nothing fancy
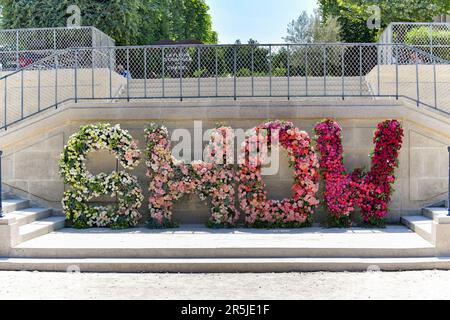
[401,202,449,243]
[2,192,65,245]
[120,76,373,99]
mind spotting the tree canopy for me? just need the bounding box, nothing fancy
[0,0,218,45]
[319,0,450,42]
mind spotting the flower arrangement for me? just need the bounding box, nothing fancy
[59,123,144,229]
[238,120,320,228]
[145,123,239,228]
[314,119,404,227]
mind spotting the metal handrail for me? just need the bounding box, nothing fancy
[0,42,448,131]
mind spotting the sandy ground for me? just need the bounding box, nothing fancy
[1,270,450,299]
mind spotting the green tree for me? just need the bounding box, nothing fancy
[0,0,218,45]
[319,0,450,42]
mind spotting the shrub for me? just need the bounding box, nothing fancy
[404,27,450,60]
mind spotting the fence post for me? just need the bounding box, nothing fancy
[395,45,399,100]
[91,49,95,99]
[305,46,308,96]
[144,48,147,98]
[126,48,130,102]
[109,49,112,100]
[269,44,272,97]
[415,56,420,107]
[215,46,218,97]
[75,50,78,103]
[233,45,237,100]
[55,55,58,108]
[433,54,437,109]
[38,65,41,111]
[323,46,327,96]
[359,45,363,96]
[15,30,19,70]
[287,44,290,100]
[341,46,345,100]
[21,70,24,119]
[162,47,165,98]
[197,46,201,98]
[251,45,254,97]
[179,46,183,101]
[448,146,450,216]
[4,77,7,130]
[0,151,3,218]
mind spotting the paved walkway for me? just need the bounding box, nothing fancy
[1,270,450,299]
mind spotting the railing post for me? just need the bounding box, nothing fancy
[38,66,41,111]
[287,44,290,100]
[162,47,165,98]
[448,146,450,216]
[0,150,3,218]
[75,50,78,103]
[20,70,24,119]
[126,48,130,102]
[359,45,363,96]
[305,46,308,96]
[251,45,254,97]
[55,55,58,108]
[269,44,272,97]
[323,46,327,96]
[395,44,399,100]
[233,45,237,100]
[341,45,345,100]
[197,46,201,98]
[109,49,112,100]
[215,46,218,97]
[415,56,420,107]
[179,46,183,101]
[91,49,95,99]
[144,48,147,98]
[4,77,7,130]
[15,30,19,70]
[433,54,437,109]
[377,45,381,96]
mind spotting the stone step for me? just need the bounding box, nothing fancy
[1,199,30,214]
[11,225,435,259]
[401,216,433,243]
[423,207,449,220]
[1,256,450,273]
[18,216,66,243]
[8,208,52,227]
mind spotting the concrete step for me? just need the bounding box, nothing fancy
[423,207,449,220]
[2,199,30,214]
[11,225,435,259]
[18,216,66,243]
[401,216,433,243]
[8,208,52,227]
[1,256,450,273]
[1,192,9,200]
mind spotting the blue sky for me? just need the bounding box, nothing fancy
[205,0,318,44]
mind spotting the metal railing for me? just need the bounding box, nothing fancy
[379,22,450,62]
[0,26,115,72]
[0,43,449,129]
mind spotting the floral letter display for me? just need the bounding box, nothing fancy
[238,121,320,228]
[59,124,144,229]
[145,123,238,228]
[314,119,404,227]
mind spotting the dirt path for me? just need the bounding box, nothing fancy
[1,270,450,300]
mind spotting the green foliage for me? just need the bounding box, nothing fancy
[0,0,218,45]
[405,27,450,60]
[284,10,341,44]
[319,0,450,43]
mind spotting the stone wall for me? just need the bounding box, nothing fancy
[0,98,448,224]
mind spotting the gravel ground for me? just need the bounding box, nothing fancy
[1,270,450,300]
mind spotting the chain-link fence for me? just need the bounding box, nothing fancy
[0,43,449,129]
[0,27,115,72]
[379,22,450,63]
